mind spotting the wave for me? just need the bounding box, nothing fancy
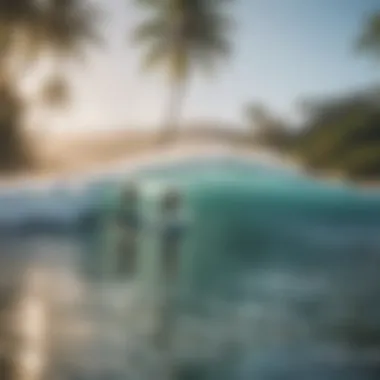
[0,153,379,233]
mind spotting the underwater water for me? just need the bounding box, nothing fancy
[1,157,380,379]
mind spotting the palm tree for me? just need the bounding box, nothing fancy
[0,0,103,170]
[133,0,234,142]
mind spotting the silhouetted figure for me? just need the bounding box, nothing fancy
[115,182,141,278]
[160,188,186,282]
[153,187,187,352]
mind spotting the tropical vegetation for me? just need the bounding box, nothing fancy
[0,0,102,171]
[245,11,380,181]
[1,2,380,182]
[132,0,234,142]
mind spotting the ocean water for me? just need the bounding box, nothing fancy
[1,157,380,379]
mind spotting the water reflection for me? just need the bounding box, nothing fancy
[1,232,380,380]
[0,235,86,380]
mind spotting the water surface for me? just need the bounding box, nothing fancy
[1,158,380,379]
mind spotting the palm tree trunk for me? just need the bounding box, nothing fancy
[160,76,186,145]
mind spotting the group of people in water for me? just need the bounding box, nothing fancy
[111,182,187,354]
[112,182,186,282]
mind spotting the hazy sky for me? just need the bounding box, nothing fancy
[50,0,380,131]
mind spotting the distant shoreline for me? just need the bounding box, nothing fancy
[0,133,378,192]
[0,142,298,190]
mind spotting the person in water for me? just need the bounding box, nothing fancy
[115,181,141,278]
[152,187,186,350]
[160,187,186,283]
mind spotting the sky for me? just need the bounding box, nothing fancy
[46,0,380,132]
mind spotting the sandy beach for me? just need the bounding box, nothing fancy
[0,128,375,192]
[0,128,299,190]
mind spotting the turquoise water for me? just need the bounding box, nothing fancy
[1,158,380,379]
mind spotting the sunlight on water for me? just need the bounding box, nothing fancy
[2,242,380,380]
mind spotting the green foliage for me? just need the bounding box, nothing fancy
[0,0,103,171]
[356,12,380,60]
[287,8,380,181]
[290,88,380,180]
[244,9,380,181]
[244,102,293,151]
[133,0,233,79]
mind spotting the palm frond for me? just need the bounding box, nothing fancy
[133,18,169,44]
[0,0,104,67]
[41,0,104,58]
[357,13,380,58]
[171,48,189,79]
[133,0,234,80]
[140,40,169,71]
